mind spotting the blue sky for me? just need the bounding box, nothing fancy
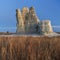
[0,0,60,32]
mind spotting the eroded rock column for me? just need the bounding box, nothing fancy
[16,9,25,34]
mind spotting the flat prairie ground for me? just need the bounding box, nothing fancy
[0,36,60,60]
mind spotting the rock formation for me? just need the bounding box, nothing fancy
[16,9,25,34]
[16,7,53,35]
[39,20,53,35]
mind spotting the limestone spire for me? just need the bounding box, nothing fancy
[16,9,22,24]
[29,7,35,14]
[16,9,24,34]
[21,7,29,20]
[29,7,40,24]
[22,7,29,15]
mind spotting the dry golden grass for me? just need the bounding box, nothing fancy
[0,36,60,60]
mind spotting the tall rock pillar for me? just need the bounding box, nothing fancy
[16,9,24,34]
[21,7,29,34]
[28,7,40,34]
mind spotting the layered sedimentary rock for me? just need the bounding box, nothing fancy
[16,7,53,35]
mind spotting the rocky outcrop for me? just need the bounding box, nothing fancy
[39,20,53,35]
[16,7,53,35]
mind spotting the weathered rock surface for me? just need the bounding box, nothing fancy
[39,20,53,35]
[16,9,25,34]
[16,7,53,35]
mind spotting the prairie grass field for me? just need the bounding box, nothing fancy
[0,36,60,60]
